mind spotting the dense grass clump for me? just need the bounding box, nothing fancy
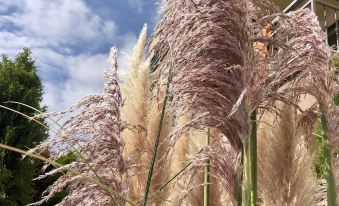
[1,0,339,205]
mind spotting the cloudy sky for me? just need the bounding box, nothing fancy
[0,0,159,112]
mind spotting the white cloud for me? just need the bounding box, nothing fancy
[33,36,138,112]
[42,39,138,112]
[55,54,109,110]
[0,31,48,56]
[1,0,116,47]
[0,0,138,113]
[66,54,108,85]
[37,50,109,111]
[117,33,138,71]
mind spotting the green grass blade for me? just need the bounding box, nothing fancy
[4,101,44,113]
[320,114,337,206]
[235,145,244,206]
[244,111,257,206]
[0,143,136,206]
[2,102,116,203]
[141,71,171,206]
[146,148,204,203]
[0,105,50,130]
[4,101,63,132]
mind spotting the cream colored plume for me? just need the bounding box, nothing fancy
[257,105,318,206]
[121,23,173,205]
[166,125,232,206]
[120,24,150,203]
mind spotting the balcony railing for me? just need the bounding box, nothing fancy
[284,0,339,50]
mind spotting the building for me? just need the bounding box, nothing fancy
[275,0,339,49]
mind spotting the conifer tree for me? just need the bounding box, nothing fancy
[0,49,47,205]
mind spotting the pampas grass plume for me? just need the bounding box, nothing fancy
[120,24,150,203]
[257,105,318,205]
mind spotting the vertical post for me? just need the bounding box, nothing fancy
[324,4,329,45]
[311,0,316,13]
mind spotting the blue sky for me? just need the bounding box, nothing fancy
[0,0,160,111]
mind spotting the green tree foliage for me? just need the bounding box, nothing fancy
[0,49,48,205]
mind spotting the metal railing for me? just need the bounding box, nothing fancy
[284,0,339,50]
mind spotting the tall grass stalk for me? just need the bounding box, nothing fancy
[0,105,49,130]
[320,114,337,206]
[236,147,243,206]
[243,111,257,206]
[204,128,211,206]
[141,65,172,206]
[249,111,257,206]
[146,148,204,203]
